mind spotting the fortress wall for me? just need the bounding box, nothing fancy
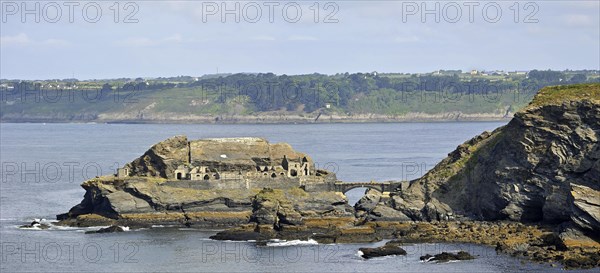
[163,176,301,190]
[163,179,246,190]
[303,183,335,192]
[247,177,300,189]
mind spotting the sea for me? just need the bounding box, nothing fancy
[0,122,594,272]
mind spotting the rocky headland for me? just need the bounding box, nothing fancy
[56,83,600,269]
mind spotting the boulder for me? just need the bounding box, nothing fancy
[359,240,407,259]
[355,189,411,221]
[85,225,126,234]
[569,184,600,234]
[354,189,381,212]
[420,251,475,262]
[19,220,50,229]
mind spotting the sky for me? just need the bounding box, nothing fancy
[1,0,599,80]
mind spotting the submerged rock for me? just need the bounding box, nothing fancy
[19,220,50,229]
[420,251,475,262]
[85,225,126,234]
[359,240,407,259]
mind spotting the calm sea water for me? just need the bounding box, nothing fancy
[0,122,593,272]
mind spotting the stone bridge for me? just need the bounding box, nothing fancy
[333,181,406,194]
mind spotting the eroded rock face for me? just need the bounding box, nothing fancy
[125,135,189,179]
[570,184,600,233]
[391,84,600,236]
[56,176,256,227]
[250,188,354,228]
[355,189,411,222]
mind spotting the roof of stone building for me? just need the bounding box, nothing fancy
[189,137,311,167]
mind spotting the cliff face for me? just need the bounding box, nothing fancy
[392,84,600,235]
[125,135,189,179]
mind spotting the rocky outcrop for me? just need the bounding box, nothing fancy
[19,220,50,229]
[57,176,256,227]
[570,184,600,233]
[57,136,336,228]
[420,251,474,262]
[250,188,353,226]
[125,135,189,179]
[359,240,407,259]
[210,188,358,242]
[389,84,600,239]
[355,189,411,222]
[85,225,126,234]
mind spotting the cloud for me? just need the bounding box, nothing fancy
[0,33,31,47]
[164,34,183,43]
[115,37,156,47]
[1,33,70,48]
[252,35,276,41]
[115,34,184,47]
[43,39,71,47]
[288,35,317,41]
[562,14,595,27]
[394,36,420,43]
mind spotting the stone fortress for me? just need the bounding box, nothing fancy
[173,148,311,181]
[115,136,403,194]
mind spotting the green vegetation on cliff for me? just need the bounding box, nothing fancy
[528,83,600,108]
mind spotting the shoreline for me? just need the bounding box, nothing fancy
[0,110,513,124]
[0,117,511,125]
[48,216,600,270]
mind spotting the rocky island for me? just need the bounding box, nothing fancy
[58,83,600,269]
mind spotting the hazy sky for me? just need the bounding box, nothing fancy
[1,1,599,79]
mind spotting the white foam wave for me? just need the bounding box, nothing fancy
[266,239,318,247]
[19,224,44,230]
[356,250,364,258]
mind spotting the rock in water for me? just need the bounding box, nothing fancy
[20,220,50,229]
[420,251,475,262]
[57,137,342,228]
[359,240,407,259]
[85,225,125,234]
[390,84,600,237]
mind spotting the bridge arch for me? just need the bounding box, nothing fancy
[333,181,404,195]
[339,184,384,194]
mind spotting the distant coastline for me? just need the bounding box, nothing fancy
[0,112,512,124]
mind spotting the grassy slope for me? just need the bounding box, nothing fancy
[528,83,600,108]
